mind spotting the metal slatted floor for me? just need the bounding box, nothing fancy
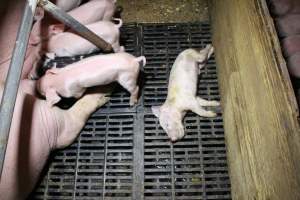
[30,23,231,200]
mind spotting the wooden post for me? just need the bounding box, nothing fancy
[210,0,300,199]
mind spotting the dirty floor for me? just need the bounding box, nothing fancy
[117,0,209,23]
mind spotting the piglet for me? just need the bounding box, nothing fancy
[66,0,116,25]
[32,0,116,41]
[281,35,300,57]
[45,19,124,58]
[30,17,124,79]
[275,14,300,37]
[269,0,300,16]
[37,52,146,106]
[287,51,300,78]
[51,0,82,12]
[152,44,219,142]
[0,6,44,82]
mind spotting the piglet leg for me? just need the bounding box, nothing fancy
[129,86,139,106]
[189,98,217,117]
[55,86,112,148]
[119,77,139,106]
[199,44,214,62]
[197,45,214,73]
[196,97,220,107]
[205,45,214,59]
[45,89,61,107]
[112,43,125,53]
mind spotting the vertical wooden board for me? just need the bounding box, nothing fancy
[210,0,300,199]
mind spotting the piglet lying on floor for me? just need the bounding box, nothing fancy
[152,44,219,142]
[37,52,146,106]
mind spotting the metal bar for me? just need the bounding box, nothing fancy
[132,108,144,200]
[0,0,38,176]
[132,26,144,200]
[39,0,113,52]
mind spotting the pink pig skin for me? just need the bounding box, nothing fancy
[27,0,118,79]
[297,88,300,107]
[269,0,300,16]
[50,0,82,12]
[0,43,42,82]
[37,52,146,106]
[281,35,300,57]
[275,14,300,37]
[32,0,117,41]
[46,19,124,57]
[66,0,116,25]
[287,52,300,78]
[0,1,44,82]
[0,80,112,200]
[151,45,219,142]
[0,0,25,66]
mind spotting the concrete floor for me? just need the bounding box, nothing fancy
[117,0,209,23]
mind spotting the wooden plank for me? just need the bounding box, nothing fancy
[210,0,300,199]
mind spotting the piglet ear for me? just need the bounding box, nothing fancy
[197,44,214,64]
[177,123,185,139]
[151,106,161,118]
[48,24,65,36]
[28,34,41,45]
[46,68,60,75]
[34,7,44,21]
[206,45,214,59]
[45,52,56,60]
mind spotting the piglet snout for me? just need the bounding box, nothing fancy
[169,134,184,142]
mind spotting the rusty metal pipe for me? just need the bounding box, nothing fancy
[39,0,113,52]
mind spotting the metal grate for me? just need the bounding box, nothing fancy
[30,23,231,200]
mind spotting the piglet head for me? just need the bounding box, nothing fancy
[28,7,46,46]
[185,44,214,69]
[197,44,214,68]
[48,24,65,37]
[199,44,214,60]
[152,105,185,142]
[34,6,45,21]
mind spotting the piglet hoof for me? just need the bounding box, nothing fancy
[204,110,217,118]
[129,99,137,106]
[129,95,138,106]
[170,137,178,142]
[209,100,220,107]
[196,97,220,107]
[129,86,139,106]
[46,101,55,108]
[28,73,38,80]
